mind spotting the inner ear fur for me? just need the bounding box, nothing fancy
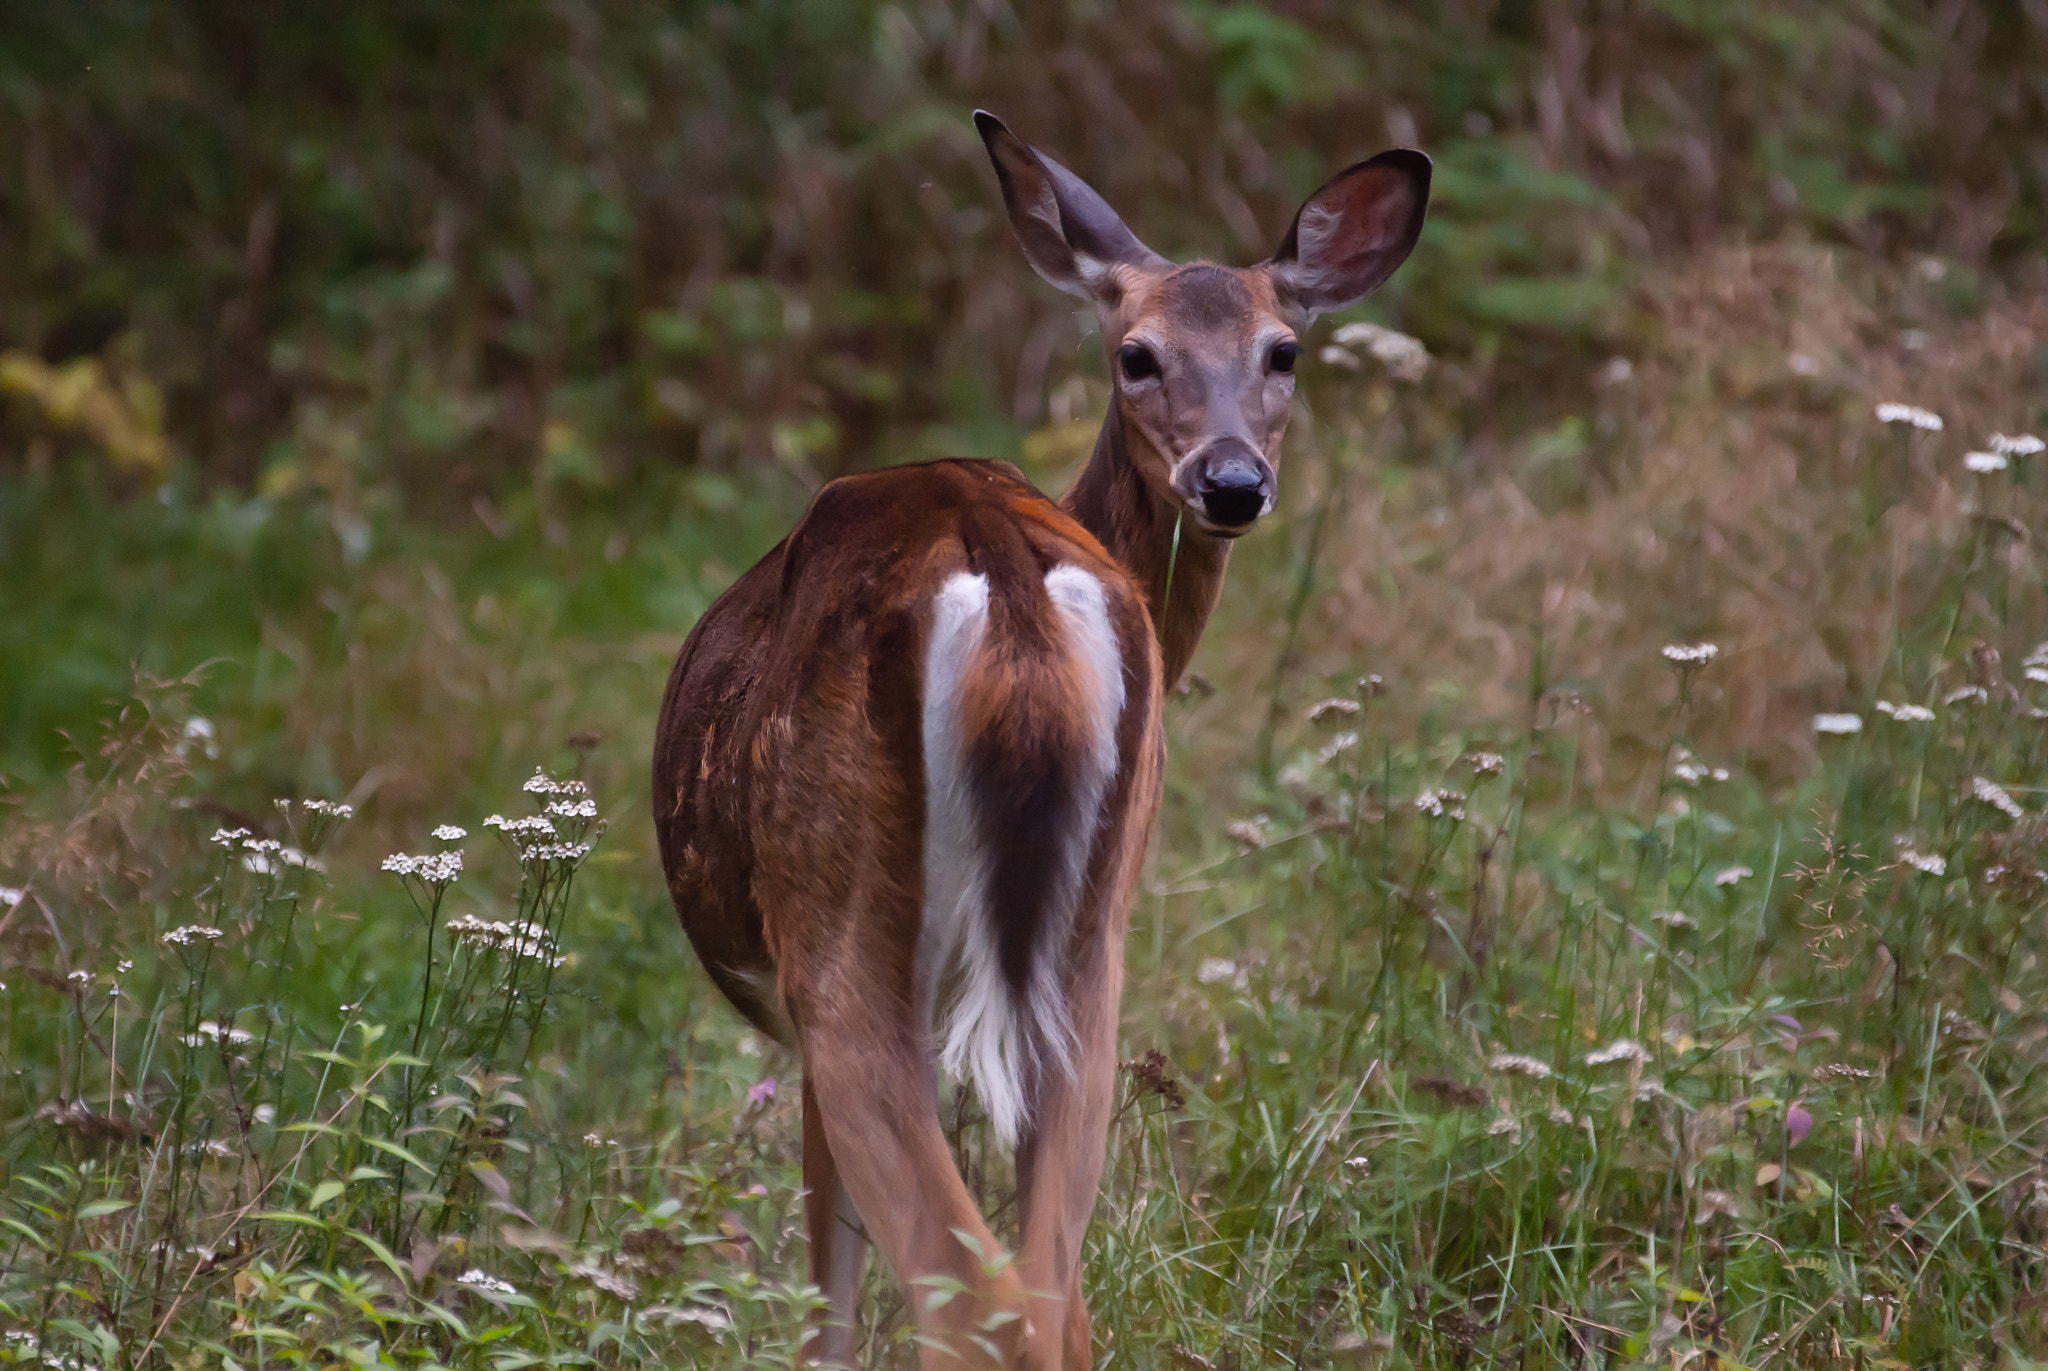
[975,110,1168,300]
[1268,149,1432,319]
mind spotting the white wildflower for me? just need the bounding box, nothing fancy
[1900,851,1946,876]
[1307,697,1361,723]
[1467,751,1506,776]
[254,1104,276,1124]
[1990,433,2045,456]
[1585,1039,1649,1066]
[1651,910,1697,930]
[1874,700,1936,723]
[1486,1053,1553,1079]
[521,767,589,798]
[384,850,462,883]
[1965,450,2009,473]
[1813,713,1863,735]
[431,824,468,842]
[1944,685,1989,706]
[1415,788,1467,821]
[1487,1115,1524,1143]
[1547,1105,1578,1128]
[457,1268,518,1298]
[1318,731,1360,764]
[302,799,354,818]
[2028,667,2048,686]
[209,827,251,848]
[1661,643,1719,667]
[1319,344,1361,370]
[1972,776,2027,821]
[0,886,22,908]
[544,798,598,820]
[1197,958,1241,987]
[67,969,92,986]
[1814,1063,1875,1081]
[1875,402,1943,431]
[1330,321,1430,381]
[161,925,225,947]
[1225,819,1267,850]
[1714,865,1753,887]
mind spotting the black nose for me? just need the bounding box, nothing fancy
[1198,454,1269,529]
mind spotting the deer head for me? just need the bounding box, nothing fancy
[976,111,1431,540]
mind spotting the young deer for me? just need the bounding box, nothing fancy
[653,113,1428,1368]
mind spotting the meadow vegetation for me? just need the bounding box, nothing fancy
[6,4,2048,1368]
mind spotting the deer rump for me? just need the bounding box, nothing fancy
[653,460,1139,1150]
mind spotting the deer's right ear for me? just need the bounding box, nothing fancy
[975,111,1168,300]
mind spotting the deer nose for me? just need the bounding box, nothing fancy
[1195,446,1273,531]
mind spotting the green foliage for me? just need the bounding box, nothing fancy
[0,2,2039,491]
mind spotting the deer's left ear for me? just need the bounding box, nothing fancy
[1267,149,1431,319]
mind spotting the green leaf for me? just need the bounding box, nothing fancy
[75,1199,132,1218]
[308,1180,346,1210]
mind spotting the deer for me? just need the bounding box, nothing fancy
[652,112,1429,1369]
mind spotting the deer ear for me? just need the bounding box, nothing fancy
[1268,149,1431,319]
[975,111,1168,300]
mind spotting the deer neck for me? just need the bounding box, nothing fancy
[1059,402,1231,687]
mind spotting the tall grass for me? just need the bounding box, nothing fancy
[5,242,2048,1366]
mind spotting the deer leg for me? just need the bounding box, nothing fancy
[801,1014,1027,1369]
[802,1077,870,1367]
[1012,938,1123,1371]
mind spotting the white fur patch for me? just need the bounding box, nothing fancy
[919,566,1124,1148]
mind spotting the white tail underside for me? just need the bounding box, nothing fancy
[919,566,1123,1147]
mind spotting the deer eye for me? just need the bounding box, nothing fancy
[1117,343,1160,382]
[1269,341,1299,374]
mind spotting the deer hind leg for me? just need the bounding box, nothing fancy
[1011,931,1124,1371]
[801,1001,1030,1369]
[801,1077,871,1367]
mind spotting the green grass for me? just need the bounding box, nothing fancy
[7,419,2048,1369]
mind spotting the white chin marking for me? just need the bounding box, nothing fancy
[919,566,1124,1148]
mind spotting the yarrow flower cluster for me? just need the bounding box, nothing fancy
[1899,850,1947,876]
[1307,697,1361,723]
[431,824,468,842]
[522,767,589,799]
[1467,751,1506,776]
[1486,1053,1553,1079]
[1990,433,2045,457]
[1965,450,2008,473]
[1669,747,1728,785]
[1661,642,1719,667]
[161,925,226,947]
[210,827,251,848]
[444,914,565,966]
[1812,713,1864,735]
[1945,684,1989,706]
[1329,320,1431,382]
[1874,700,1936,723]
[0,886,22,908]
[1714,865,1753,887]
[1972,776,2027,821]
[382,850,464,883]
[1317,731,1360,764]
[484,813,556,840]
[181,1020,254,1048]
[457,1268,518,1297]
[2024,642,2048,688]
[301,799,354,818]
[545,798,598,820]
[1585,1039,1649,1066]
[1414,788,1467,821]
[1875,402,1943,431]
